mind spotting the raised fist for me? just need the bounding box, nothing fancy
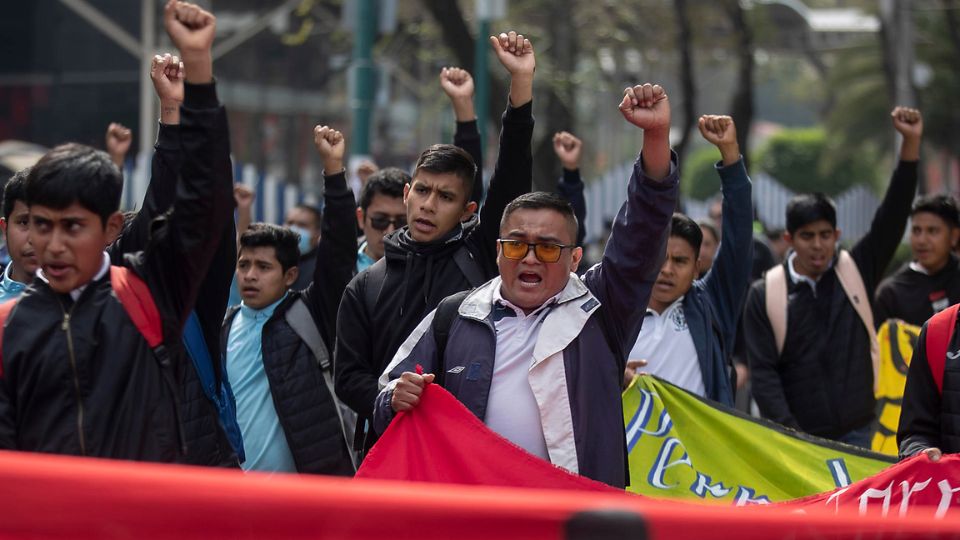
[698,115,739,165]
[619,84,670,132]
[164,1,216,55]
[891,106,923,140]
[105,123,132,167]
[697,115,736,147]
[150,53,184,105]
[233,183,255,210]
[313,125,346,173]
[552,131,582,171]
[489,31,535,77]
[357,160,379,184]
[440,67,475,101]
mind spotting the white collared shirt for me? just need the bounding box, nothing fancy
[629,296,704,396]
[483,287,561,461]
[787,251,834,295]
[36,252,111,301]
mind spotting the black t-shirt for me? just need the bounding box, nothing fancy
[874,256,960,327]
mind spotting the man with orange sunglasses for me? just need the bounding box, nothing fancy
[372,83,678,488]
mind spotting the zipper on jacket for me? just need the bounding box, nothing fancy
[60,303,86,456]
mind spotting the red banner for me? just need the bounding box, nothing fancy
[357,383,617,492]
[789,453,960,518]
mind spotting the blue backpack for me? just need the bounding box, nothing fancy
[183,312,245,462]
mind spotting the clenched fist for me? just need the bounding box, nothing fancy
[552,131,583,171]
[891,106,923,161]
[163,0,215,83]
[440,67,475,101]
[313,125,346,174]
[619,84,670,132]
[489,31,535,76]
[105,123,132,168]
[698,115,739,166]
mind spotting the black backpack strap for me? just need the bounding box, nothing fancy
[453,246,486,288]
[362,258,388,317]
[431,290,471,388]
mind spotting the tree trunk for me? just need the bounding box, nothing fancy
[725,0,754,169]
[531,0,578,192]
[672,0,696,165]
[941,0,960,61]
[420,0,508,139]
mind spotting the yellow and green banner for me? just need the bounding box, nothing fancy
[623,376,895,504]
[872,319,921,455]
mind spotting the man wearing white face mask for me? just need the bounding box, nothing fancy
[285,203,323,291]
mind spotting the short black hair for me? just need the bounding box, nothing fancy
[671,213,703,256]
[291,203,322,230]
[785,193,836,234]
[501,192,579,244]
[765,227,785,242]
[697,219,719,244]
[239,223,300,272]
[2,167,29,220]
[360,167,408,212]
[25,143,122,226]
[413,144,476,203]
[911,194,960,228]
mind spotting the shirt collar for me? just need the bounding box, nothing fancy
[36,252,111,301]
[787,251,833,292]
[239,291,289,322]
[647,295,685,316]
[493,285,562,319]
[1,262,27,294]
[357,241,376,266]
[909,261,930,275]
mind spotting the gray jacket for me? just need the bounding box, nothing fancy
[374,153,679,488]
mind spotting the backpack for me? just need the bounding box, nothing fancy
[0,266,188,455]
[283,297,359,471]
[924,303,960,394]
[182,311,245,462]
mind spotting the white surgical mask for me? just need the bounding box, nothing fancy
[288,225,313,255]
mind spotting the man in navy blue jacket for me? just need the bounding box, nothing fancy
[625,115,754,406]
[374,83,678,488]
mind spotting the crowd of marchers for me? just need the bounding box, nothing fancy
[0,0,955,488]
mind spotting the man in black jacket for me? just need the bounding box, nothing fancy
[106,51,241,465]
[897,308,958,463]
[874,195,960,327]
[334,30,535,454]
[0,1,234,463]
[220,126,356,475]
[744,107,922,447]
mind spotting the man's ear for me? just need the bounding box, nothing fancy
[0,218,7,234]
[783,231,793,248]
[284,266,299,288]
[570,246,583,272]
[461,201,479,221]
[104,211,125,245]
[403,183,411,204]
[356,207,365,230]
[951,227,960,249]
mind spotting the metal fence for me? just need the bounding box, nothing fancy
[122,152,318,225]
[584,160,881,243]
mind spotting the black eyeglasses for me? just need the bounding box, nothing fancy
[498,239,575,263]
[368,215,407,231]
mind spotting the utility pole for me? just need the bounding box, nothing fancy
[350,0,378,160]
[474,0,505,161]
[139,0,156,163]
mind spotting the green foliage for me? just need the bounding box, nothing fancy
[754,127,882,196]
[681,145,723,201]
